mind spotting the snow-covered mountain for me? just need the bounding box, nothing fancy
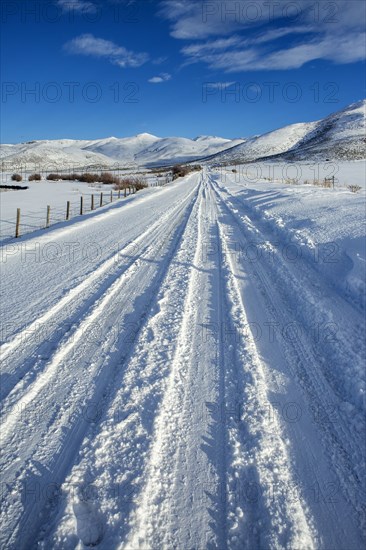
[276,99,366,161]
[1,101,364,170]
[203,100,366,165]
[201,122,317,164]
[0,139,116,170]
[135,136,244,165]
[83,133,161,163]
[0,133,245,171]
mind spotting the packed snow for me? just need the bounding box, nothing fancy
[0,166,365,549]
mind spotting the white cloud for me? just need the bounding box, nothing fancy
[148,73,172,83]
[159,0,366,71]
[57,0,97,14]
[160,0,365,39]
[188,32,366,72]
[64,34,149,68]
[152,56,168,65]
[203,82,236,89]
[182,36,244,56]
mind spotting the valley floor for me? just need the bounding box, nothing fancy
[0,169,365,549]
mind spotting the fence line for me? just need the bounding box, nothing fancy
[1,174,173,241]
[1,190,125,241]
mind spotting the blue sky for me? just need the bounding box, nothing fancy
[1,0,365,143]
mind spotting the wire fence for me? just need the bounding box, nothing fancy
[0,173,173,242]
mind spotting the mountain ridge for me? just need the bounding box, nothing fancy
[1,100,365,170]
[201,100,366,165]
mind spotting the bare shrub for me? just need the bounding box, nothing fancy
[78,173,100,183]
[46,173,60,181]
[134,177,148,191]
[347,185,362,193]
[11,173,22,182]
[172,165,190,179]
[100,172,120,185]
[114,177,132,190]
[28,173,41,181]
[114,176,147,191]
[68,173,81,181]
[57,173,82,181]
[322,179,332,188]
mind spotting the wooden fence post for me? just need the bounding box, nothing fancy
[100,192,103,207]
[110,190,113,202]
[46,205,51,228]
[124,187,126,197]
[15,208,21,238]
[91,194,94,210]
[118,189,121,199]
[80,196,83,215]
[66,201,70,220]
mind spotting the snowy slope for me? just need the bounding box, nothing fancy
[203,100,366,165]
[2,101,364,170]
[0,134,245,170]
[83,133,160,162]
[203,122,318,164]
[0,139,117,170]
[135,135,244,165]
[0,168,365,549]
[278,99,366,161]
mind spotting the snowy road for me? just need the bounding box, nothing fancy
[0,169,365,549]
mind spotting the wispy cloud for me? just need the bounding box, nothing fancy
[160,0,366,71]
[64,34,149,68]
[148,73,172,83]
[152,56,168,65]
[185,32,366,72]
[203,82,236,89]
[57,0,97,14]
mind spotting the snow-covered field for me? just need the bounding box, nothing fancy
[0,173,168,241]
[0,168,365,549]
[219,160,366,187]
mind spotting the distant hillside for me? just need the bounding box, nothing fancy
[202,100,366,165]
[1,100,364,170]
[0,134,245,171]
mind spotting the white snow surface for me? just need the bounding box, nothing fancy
[0,174,164,241]
[0,168,365,549]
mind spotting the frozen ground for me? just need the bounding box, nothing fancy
[0,168,365,549]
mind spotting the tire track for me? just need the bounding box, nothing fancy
[209,173,365,545]
[125,174,230,549]
[41,175,206,549]
[0,184,199,403]
[209,183,316,549]
[0,177,201,550]
[211,172,365,413]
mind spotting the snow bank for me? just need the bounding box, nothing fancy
[215,163,366,308]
